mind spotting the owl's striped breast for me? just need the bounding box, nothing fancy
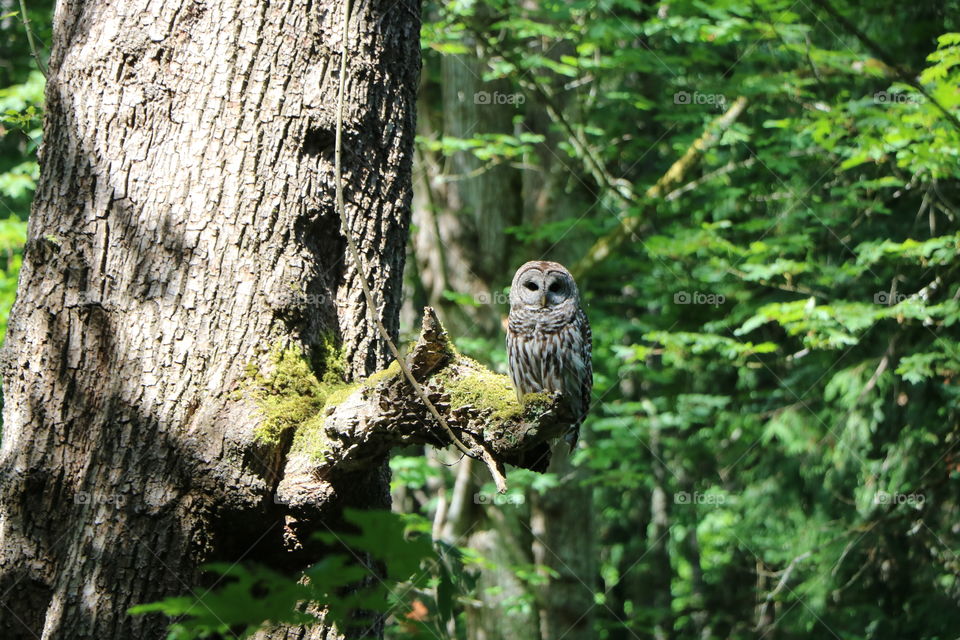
[506,305,583,400]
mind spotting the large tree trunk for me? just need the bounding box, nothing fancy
[0,0,421,637]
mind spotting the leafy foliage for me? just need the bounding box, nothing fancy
[2,0,959,638]
[408,0,960,638]
[130,509,475,639]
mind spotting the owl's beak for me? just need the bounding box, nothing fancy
[539,293,547,307]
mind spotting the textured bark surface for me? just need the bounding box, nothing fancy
[0,0,420,638]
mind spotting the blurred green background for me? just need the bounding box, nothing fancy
[2,0,959,638]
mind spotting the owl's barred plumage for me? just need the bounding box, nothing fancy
[506,261,592,449]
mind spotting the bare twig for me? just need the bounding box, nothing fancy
[479,446,507,493]
[755,549,811,630]
[18,0,46,78]
[665,157,757,201]
[856,338,896,406]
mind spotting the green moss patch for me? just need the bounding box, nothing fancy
[314,333,348,387]
[245,339,547,460]
[289,412,334,461]
[245,339,415,460]
[441,358,524,421]
[520,391,553,412]
[249,345,325,445]
[363,360,402,388]
[247,341,355,457]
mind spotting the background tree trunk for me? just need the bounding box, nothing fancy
[0,0,420,638]
[405,21,598,639]
[409,50,522,337]
[529,451,597,640]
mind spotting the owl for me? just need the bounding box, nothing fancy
[506,260,592,449]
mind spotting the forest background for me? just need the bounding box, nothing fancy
[1,0,958,638]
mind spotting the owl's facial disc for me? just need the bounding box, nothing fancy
[510,263,579,310]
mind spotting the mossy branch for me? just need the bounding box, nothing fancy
[272,308,573,510]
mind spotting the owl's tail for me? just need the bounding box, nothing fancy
[508,442,553,473]
[564,426,580,450]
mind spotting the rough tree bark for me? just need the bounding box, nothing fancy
[0,1,567,638]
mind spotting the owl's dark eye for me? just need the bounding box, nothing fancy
[548,281,562,293]
[524,281,539,291]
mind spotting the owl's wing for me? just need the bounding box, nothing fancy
[563,308,592,450]
[506,320,530,402]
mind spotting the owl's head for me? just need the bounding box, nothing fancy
[509,261,580,309]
